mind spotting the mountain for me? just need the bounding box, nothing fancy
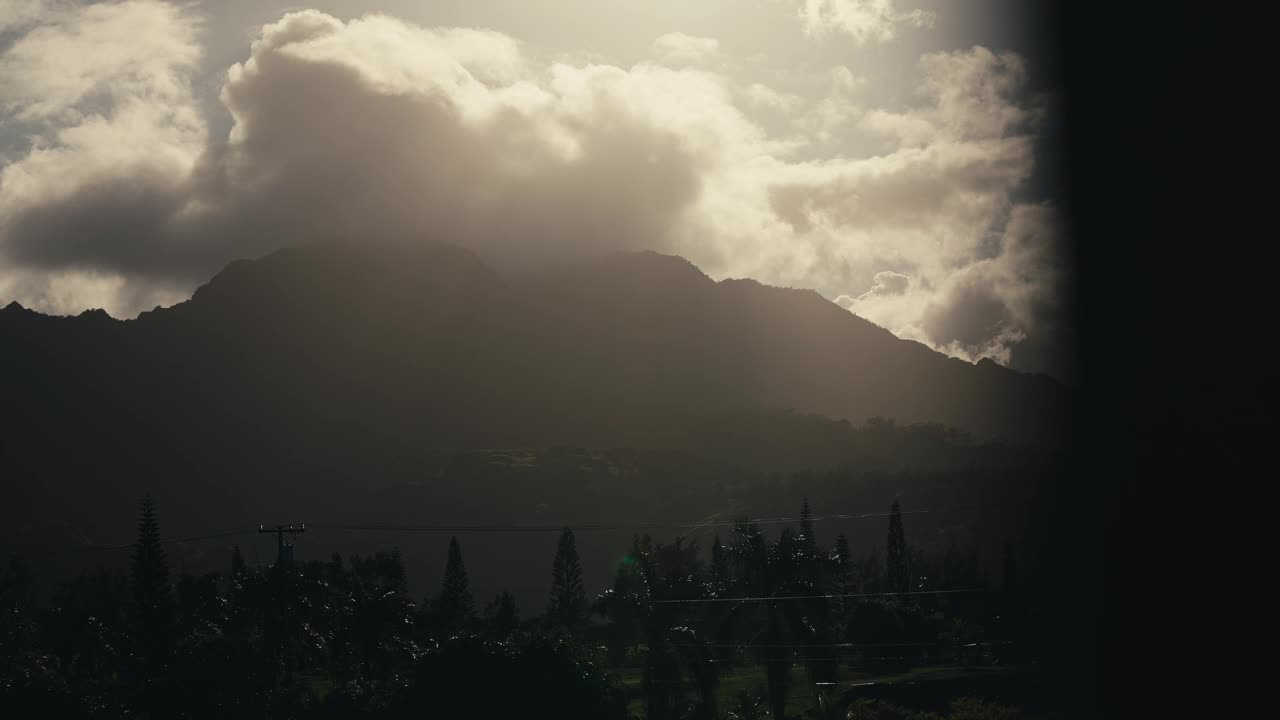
[0,240,1068,597]
[1,241,1066,456]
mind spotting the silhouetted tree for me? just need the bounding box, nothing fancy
[799,496,817,557]
[388,546,408,594]
[483,591,520,637]
[886,500,909,595]
[710,534,729,589]
[764,601,790,720]
[672,625,719,720]
[596,556,643,665]
[435,536,474,630]
[730,519,767,588]
[628,534,696,720]
[833,533,850,568]
[830,533,854,628]
[859,545,884,594]
[547,527,586,627]
[130,494,174,668]
[230,545,246,579]
[0,480,1051,719]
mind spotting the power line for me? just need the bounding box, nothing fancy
[87,527,258,551]
[672,640,1014,649]
[650,589,985,604]
[709,655,930,663]
[78,506,950,550]
[307,509,946,534]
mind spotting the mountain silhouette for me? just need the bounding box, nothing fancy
[2,242,1066,463]
[0,240,1067,597]
[2,241,1065,454]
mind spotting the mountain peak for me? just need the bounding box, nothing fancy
[183,240,503,316]
[0,301,39,325]
[76,308,116,322]
[581,250,710,284]
[4,241,1065,447]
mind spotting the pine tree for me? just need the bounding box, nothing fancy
[710,534,729,588]
[886,500,908,595]
[799,496,817,555]
[612,558,634,597]
[230,545,246,579]
[130,494,173,664]
[326,552,346,590]
[730,519,765,588]
[861,545,884,594]
[547,527,586,626]
[833,533,852,612]
[833,533,851,573]
[436,536,474,629]
[798,496,822,596]
[388,546,408,593]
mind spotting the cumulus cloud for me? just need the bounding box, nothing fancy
[861,270,910,297]
[859,48,1035,147]
[848,204,1070,372]
[651,32,721,66]
[0,0,205,309]
[0,5,1070,378]
[794,0,935,45]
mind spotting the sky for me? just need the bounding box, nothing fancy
[0,0,1073,380]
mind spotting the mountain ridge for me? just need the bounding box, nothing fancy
[1,241,1067,451]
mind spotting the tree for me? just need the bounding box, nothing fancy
[833,533,852,586]
[858,545,884,594]
[483,591,520,637]
[130,494,174,666]
[230,545,246,579]
[436,536,474,630]
[547,527,587,627]
[710,534,729,589]
[799,496,817,558]
[730,520,766,588]
[387,546,408,594]
[131,494,170,611]
[764,600,790,720]
[832,532,853,615]
[886,500,908,595]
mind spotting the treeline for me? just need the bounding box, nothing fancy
[1,496,1034,719]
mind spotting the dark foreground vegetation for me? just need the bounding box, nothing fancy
[2,496,1057,719]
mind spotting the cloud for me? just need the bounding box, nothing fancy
[0,7,1070,378]
[0,0,205,309]
[0,0,49,34]
[847,204,1070,372]
[834,270,909,313]
[794,0,935,45]
[651,32,721,66]
[874,48,1034,146]
[860,270,910,297]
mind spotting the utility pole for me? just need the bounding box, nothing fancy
[258,523,305,686]
[258,523,305,567]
